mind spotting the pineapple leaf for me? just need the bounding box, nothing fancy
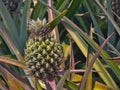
[94,0,120,35]
[56,0,70,12]
[47,9,68,30]
[78,33,119,90]
[57,70,70,90]
[66,0,82,18]
[0,28,25,62]
[0,0,21,51]
[63,21,119,88]
[0,56,28,69]
[20,0,31,54]
[31,0,47,20]
[0,64,34,90]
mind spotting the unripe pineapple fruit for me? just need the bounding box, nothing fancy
[111,0,120,17]
[2,0,20,13]
[24,19,64,79]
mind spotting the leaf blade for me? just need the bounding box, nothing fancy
[57,70,70,90]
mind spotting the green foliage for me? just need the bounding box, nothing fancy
[0,0,120,90]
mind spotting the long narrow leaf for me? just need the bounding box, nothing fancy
[57,0,70,12]
[0,28,24,62]
[31,1,47,20]
[94,32,120,56]
[93,58,118,88]
[63,23,118,87]
[65,80,79,90]
[63,25,88,57]
[47,9,68,30]
[79,33,116,90]
[0,64,34,90]
[47,0,60,42]
[66,0,82,18]
[57,70,70,90]
[107,0,116,45]
[86,39,93,90]
[56,0,66,9]
[62,18,120,81]
[0,56,27,69]
[20,0,31,54]
[0,0,21,51]
[93,81,114,90]
[85,0,104,44]
[94,0,120,35]
[0,28,36,89]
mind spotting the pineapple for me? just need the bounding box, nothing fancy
[111,0,120,17]
[24,19,64,79]
[2,0,20,13]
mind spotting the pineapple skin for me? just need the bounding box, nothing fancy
[2,0,20,13]
[25,36,64,79]
[111,0,120,17]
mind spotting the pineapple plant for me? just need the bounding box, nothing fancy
[0,0,120,90]
[24,19,64,79]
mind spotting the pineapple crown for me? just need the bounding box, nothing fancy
[28,18,47,37]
